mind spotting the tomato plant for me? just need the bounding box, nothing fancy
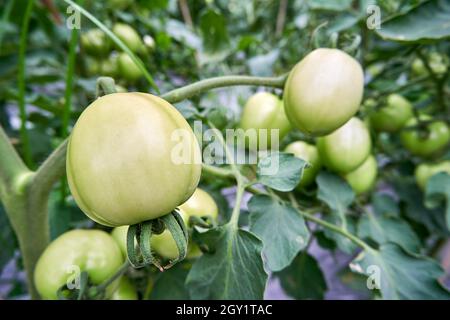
[117,53,144,81]
[81,28,110,57]
[34,230,123,300]
[239,92,291,150]
[370,94,413,132]
[344,155,378,195]
[283,48,364,136]
[67,92,202,227]
[112,23,145,54]
[111,276,138,300]
[285,141,321,187]
[317,117,372,173]
[415,161,450,190]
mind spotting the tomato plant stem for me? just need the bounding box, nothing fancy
[93,261,130,294]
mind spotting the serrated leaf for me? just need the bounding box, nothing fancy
[376,0,450,43]
[248,195,310,271]
[151,263,190,300]
[424,172,450,230]
[257,152,307,192]
[186,224,267,299]
[275,252,327,300]
[358,212,421,253]
[351,244,450,299]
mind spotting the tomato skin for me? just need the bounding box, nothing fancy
[285,141,321,187]
[81,29,110,56]
[400,116,450,158]
[152,188,219,259]
[370,94,413,132]
[118,53,144,81]
[344,155,378,195]
[67,93,202,227]
[284,48,364,136]
[415,161,450,190]
[239,92,291,150]
[113,23,145,54]
[111,226,128,258]
[34,230,123,300]
[111,276,138,300]
[317,117,371,173]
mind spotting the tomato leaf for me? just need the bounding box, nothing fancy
[372,193,400,217]
[376,0,450,43]
[424,172,450,230]
[316,172,357,253]
[275,252,327,300]
[351,243,450,299]
[257,152,307,192]
[186,224,267,299]
[248,195,310,272]
[357,211,421,253]
[151,262,190,300]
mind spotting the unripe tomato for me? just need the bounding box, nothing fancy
[118,53,144,82]
[108,0,133,9]
[239,92,291,150]
[111,226,128,257]
[285,141,321,187]
[411,58,427,76]
[412,53,448,76]
[113,23,145,54]
[344,155,378,195]
[317,117,371,173]
[284,48,364,136]
[152,188,219,259]
[370,94,413,132]
[81,29,110,56]
[100,54,119,77]
[85,57,101,76]
[400,116,450,158]
[34,230,123,300]
[111,276,138,300]
[415,161,450,190]
[67,93,202,227]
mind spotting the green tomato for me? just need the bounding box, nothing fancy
[81,28,110,56]
[344,155,378,195]
[118,53,144,82]
[115,85,127,93]
[100,54,119,77]
[239,92,291,150]
[34,230,123,300]
[370,94,413,132]
[284,48,364,136]
[67,92,202,227]
[84,57,102,76]
[412,53,448,76]
[111,226,128,258]
[415,161,450,190]
[411,58,427,76]
[152,188,219,259]
[317,117,371,173]
[400,116,450,158]
[111,276,138,300]
[285,141,321,187]
[113,23,145,54]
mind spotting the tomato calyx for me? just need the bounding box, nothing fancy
[126,209,188,271]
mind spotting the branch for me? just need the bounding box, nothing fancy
[0,126,31,199]
[161,74,287,104]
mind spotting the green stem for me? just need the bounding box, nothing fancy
[230,183,245,227]
[201,163,234,179]
[17,0,34,168]
[161,74,287,104]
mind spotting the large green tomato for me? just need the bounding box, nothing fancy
[118,53,144,81]
[400,116,450,158]
[67,93,202,227]
[285,141,321,187]
[284,48,364,136]
[111,276,138,300]
[317,117,371,173]
[112,23,145,54]
[415,161,450,190]
[34,230,123,300]
[370,94,413,132]
[239,92,291,150]
[111,225,128,258]
[81,29,110,56]
[152,188,219,259]
[344,155,378,195]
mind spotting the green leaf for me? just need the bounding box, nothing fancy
[151,262,190,300]
[257,152,307,192]
[316,172,356,253]
[186,224,267,299]
[248,195,310,271]
[308,0,353,11]
[357,212,421,253]
[199,9,230,53]
[424,172,450,230]
[275,252,327,300]
[351,244,450,299]
[372,193,400,217]
[376,0,450,43]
